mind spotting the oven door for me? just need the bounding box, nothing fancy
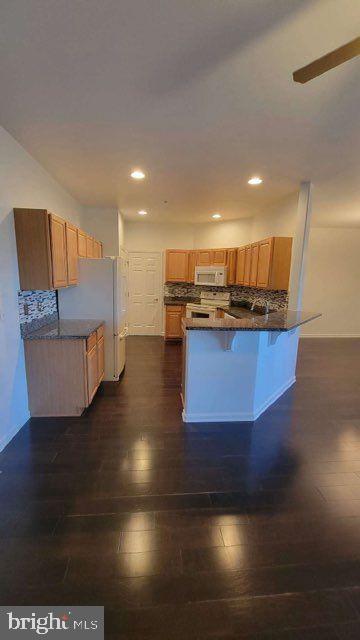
[186,307,216,320]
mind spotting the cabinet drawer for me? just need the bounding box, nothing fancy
[97,325,104,340]
[87,332,97,352]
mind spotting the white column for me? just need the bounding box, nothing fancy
[288,182,313,311]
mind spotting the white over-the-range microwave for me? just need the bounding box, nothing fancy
[194,266,227,287]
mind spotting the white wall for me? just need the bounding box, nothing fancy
[125,221,195,252]
[302,227,360,337]
[193,218,252,248]
[0,126,84,451]
[82,207,120,256]
[251,193,298,241]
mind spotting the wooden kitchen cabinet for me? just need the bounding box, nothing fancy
[235,247,246,285]
[226,248,237,285]
[14,208,104,290]
[196,250,213,266]
[77,229,87,257]
[165,250,189,282]
[244,245,252,286]
[212,249,227,266]
[256,237,293,290]
[24,324,105,417]
[86,235,94,258]
[93,239,103,259]
[165,305,184,340]
[188,250,197,283]
[249,243,259,287]
[65,222,79,286]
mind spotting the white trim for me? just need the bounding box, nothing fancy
[301,334,360,338]
[182,377,296,423]
[0,416,29,453]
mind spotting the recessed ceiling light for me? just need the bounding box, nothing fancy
[212,213,222,219]
[248,176,263,185]
[138,210,148,216]
[131,169,146,180]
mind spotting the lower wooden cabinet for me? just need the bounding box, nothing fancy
[165,305,185,340]
[24,325,105,417]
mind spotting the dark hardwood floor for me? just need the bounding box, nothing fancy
[1,336,360,638]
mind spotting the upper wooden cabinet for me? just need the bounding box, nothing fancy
[14,208,104,291]
[256,237,293,290]
[86,235,94,258]
[212,249,227,266]
[65,222,79,286]
[77,229,87,257]
[227,249,237,285]
[94,240,103,259]
[249,243,259,287]
[235,247,246,285]
[165,250,189,282]
[244,245,252,286]
[188,251,197,283]
[197,250,213,266]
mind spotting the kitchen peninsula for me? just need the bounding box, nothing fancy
[181,310,320,423]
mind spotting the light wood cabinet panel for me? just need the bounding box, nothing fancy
[97,336,105,383]
[235,247,246,285]
[86,235,94,258]
[49,213,68,288]
[261,237,293,290]
[87,343,98,403]
[212,249,227,266]
[165,250,189,282]
[93,240,102,259]
[249,243,259,287]
[197,250,213,266]
[227,249,237,285]
[257,238,274,288]
[14,208,53,290]
[188,251,197,283]
[65,223,79,286]
[165,305,184,340]
[244,245,252,286]
[77,229,87,257]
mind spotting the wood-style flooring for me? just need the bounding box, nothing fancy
[1,337,360,639]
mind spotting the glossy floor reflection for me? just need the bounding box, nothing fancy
[1,337,360,638]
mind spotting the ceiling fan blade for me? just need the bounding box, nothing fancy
[293,37,360,83]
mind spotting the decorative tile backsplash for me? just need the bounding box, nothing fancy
[164,283,288,310]
[18,290,58,335]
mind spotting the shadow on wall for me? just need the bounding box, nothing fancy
[0,209,30,451]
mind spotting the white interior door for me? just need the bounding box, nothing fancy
[128,252,162,335]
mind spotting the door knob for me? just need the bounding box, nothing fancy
[154,298,159,302]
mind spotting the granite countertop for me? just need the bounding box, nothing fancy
[164,296,200,305]
[23,319,105,340]
[182,310,321,332]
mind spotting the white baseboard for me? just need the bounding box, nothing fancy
[301,334,360,338]
[182,377,296,423]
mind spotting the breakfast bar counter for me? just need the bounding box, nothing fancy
[181,310,320,423]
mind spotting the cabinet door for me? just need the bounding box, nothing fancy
[249,243,259,287]
[77,229,87,257]
[235,247,246,284]
[66,223,78,286]
[97,336,105,383]
[49,214,68,288]
[165,306,183,339]
[212,249,227,266]
[257,238,274,288]
[93,240,102,259]
[244,245,252,286]
[187,250,197,283]
[86,236,94,258]
[226,249,237,285]
[197,250,213,266]
[165,250,189,282]
[87,343,98,403]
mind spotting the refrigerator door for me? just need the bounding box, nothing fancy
[114,325,128,378]
[113,252,129,336]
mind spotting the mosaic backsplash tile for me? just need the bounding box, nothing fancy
[164,283,288,310]
[18,290,58,336]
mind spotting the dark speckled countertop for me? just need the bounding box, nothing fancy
[164,296,200,305]
[23,319,104,340]
[183,310,321,332]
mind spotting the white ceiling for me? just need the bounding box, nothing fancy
[0,0,359,225]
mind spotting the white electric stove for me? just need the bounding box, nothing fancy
[186,291,231,320]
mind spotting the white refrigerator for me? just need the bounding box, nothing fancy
[58,253,128,380]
